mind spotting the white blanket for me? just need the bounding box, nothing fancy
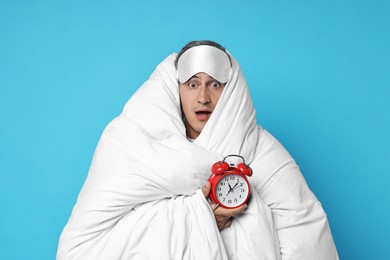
[58,54,338,260]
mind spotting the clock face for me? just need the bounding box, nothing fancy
[215,174,249,208]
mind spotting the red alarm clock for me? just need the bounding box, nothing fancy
[208,154,253,209]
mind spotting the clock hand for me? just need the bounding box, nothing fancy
[226,183,234,196]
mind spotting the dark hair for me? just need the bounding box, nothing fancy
[174,40,231,69]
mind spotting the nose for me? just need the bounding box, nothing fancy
[197,86,211,104]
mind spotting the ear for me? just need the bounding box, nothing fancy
[211,161,229,175]
[237,163,253,176]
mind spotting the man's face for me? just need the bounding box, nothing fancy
[179,72,225,139]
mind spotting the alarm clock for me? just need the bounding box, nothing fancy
[208,154,253,209]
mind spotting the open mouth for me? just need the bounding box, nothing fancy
[195,111,212,121]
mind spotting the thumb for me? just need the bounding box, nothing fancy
[202,182,211,198]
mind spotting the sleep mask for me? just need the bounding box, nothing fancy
[176,45,232,84]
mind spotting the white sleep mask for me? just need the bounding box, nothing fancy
[177,45,232,84]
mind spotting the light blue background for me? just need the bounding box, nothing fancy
[1,0,389,259]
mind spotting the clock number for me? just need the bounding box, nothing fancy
[241,189,245,192]
[228,199,232,204]
[218,193,223,197]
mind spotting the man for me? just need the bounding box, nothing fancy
[175,41,248,231]
[58,41,338,259]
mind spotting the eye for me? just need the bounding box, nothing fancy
[188,82,197,88]
[211,82,221,88]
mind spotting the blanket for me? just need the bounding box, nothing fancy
[57,54,338,260]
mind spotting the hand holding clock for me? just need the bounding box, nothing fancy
[202,182,247,231]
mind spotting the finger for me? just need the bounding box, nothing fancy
[218,218,233,231]
[217,218,229,231]
[223,218,233,230]
[215,215,230,224]
[201,182,211,198]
